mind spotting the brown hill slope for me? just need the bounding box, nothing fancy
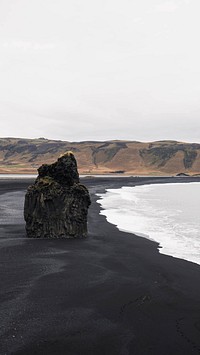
[0,138,200,175]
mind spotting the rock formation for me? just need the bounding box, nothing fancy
[24,152,91,238]
[176,172,190,177]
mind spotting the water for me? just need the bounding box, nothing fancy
[0,174,36,179]
[0,191,25,225]
[0,174,130,179]
[97,183,200,265]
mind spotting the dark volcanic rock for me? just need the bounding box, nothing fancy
[176,172,190,177]
[24,152,91,238]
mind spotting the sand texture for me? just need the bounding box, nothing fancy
[0,176,200,355]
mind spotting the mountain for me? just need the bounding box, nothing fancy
[0,137,200,175]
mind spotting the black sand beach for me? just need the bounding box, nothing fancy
[1,176,200,355]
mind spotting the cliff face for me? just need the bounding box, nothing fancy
[24,152,91,238]
[1,138,200,175]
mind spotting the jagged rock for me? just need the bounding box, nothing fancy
[24,152,91,238]
[176,172,190,177]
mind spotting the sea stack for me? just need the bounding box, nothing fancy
[24,152,91,238]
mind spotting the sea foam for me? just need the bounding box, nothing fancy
[97,182,200,265]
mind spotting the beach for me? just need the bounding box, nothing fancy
[1,176,200,355]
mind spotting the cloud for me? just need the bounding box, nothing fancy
[0,0,199,143]
[2,40,57,51]
[132,17,145,25]
[155,1,179,13]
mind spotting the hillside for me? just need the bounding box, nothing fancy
[0,138,200,175]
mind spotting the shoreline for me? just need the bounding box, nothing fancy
[96,180,200,266]
[0,176,200,354]
[0,173,199,179]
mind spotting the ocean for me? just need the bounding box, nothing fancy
[0,191,25,225]
[97,182,200,265]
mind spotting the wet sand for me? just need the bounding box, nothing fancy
[0,176,200,355]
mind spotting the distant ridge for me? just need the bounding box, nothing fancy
[0,137,200,175]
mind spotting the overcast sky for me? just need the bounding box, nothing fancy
[0,0,200,142]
